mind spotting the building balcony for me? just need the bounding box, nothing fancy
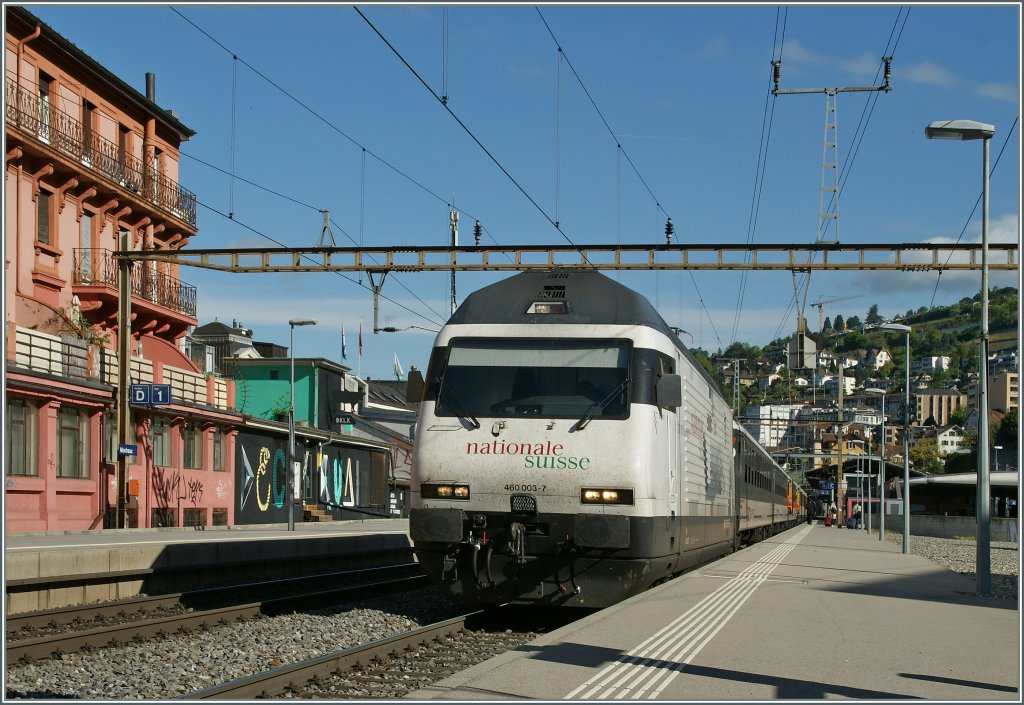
[73,248,197,339]
[5,79,197,228]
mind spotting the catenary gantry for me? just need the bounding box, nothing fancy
[117,242,1018,273]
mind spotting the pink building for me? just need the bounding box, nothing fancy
[5,7,240,531]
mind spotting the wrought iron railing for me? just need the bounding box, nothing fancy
[5,79,197,227]
[73,248,197,318]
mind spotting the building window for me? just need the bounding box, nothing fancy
[38,71,53,142]
[79,212,93,281]
[57,406,91,479]
[183,423,203,469]
[151,416,171,467]
[37,189,51,245]
[104,412,117,463]
[6,398,38,476]
[212,428,225,471]
[81,99,95,163]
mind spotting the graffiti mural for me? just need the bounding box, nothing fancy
[235,431,390,524]
[236,432,289,524]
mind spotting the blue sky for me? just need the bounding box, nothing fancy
[24,4,1020,380]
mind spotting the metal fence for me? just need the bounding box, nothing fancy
[73,248,197,319]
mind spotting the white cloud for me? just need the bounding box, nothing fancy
[901,61,958,86]
[849,213,1020,297]
[975,82,1018,102]
[781,40,885,80]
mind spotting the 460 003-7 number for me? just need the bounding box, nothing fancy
[504,484,546,493]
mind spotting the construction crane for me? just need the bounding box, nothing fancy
[810,294,863,333]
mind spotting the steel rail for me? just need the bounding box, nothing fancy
[5,563,422,633]
[178,612,479,700]
[113,242,1018,273]
[5,574,430,666]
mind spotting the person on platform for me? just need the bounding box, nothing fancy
[829,501,837,527]
[852,502,863,530]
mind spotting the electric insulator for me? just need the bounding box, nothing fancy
[772,61,781,86]
[473,220,482,247]
[665,218,674,244]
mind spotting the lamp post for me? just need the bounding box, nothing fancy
[925,118,995,596]
[288,318,317,531]
[993,445,1002,472]
[880,323,912,554]
[866,388,886,540]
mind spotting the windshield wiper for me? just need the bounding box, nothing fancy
[439,383,481,429]
[574,378,628,431]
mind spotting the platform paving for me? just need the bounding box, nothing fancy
[410,522,1020,700]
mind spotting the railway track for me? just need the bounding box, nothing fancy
[179,606,583,699]
[6,565,428,666]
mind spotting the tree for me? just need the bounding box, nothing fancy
[950,406,969,425]
[909,437,943,473]
[833,314,845,331]
[822,316,832,332]
[866,304,883,326]
[995,409,1019,448]
[847,315,862,330]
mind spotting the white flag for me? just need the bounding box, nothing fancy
[393,352,404,380]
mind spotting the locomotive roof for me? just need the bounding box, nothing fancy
[449,269,673,330]
[448,269,722,392]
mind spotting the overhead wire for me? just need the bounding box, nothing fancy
[353,6,593,267]
[193,199,446,328]
[169,7,481,326]
[533,6,725,350]
[768,6,910,344]
[170,7,490,237]
[927,116,1019,309]
[730,7,787,348]
[180,152,449,323]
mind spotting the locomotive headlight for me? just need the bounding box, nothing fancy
[581,487,634,505]
[422,483,471,500]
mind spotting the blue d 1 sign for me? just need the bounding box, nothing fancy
[151,384,171,405]
[130,384,151,404]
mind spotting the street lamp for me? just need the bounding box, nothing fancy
[925,118,995,596]
[866,388,886,540]
[288,318,317,531]
[993,445,1002,472]
[880,322,912,554]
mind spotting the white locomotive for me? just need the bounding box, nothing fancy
[409,269,804,607]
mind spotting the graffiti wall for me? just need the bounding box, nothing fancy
[235,432,291,524]
[314,443,389,520]
[235,431,392,524]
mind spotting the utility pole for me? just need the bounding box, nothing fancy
[116,229,131,529]
[836,361,845,525]
[449,208,458,316]
[773,57,891,382]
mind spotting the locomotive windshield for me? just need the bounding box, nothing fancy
[433,339,630,420]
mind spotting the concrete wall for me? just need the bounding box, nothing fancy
[882,514,1018,542]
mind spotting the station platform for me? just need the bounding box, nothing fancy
[4,519,411,613]
[410,522,1020,701]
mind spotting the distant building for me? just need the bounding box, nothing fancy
[914,389,967,426]
[911,356,951,375]
[741,404,803,448]
[988,349,1018,374]
[862,348,892,370]
[987,370,1019,413]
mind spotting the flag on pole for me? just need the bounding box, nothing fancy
[393,352,404,380]
[358,323,363,357]
[341,325,348,360]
